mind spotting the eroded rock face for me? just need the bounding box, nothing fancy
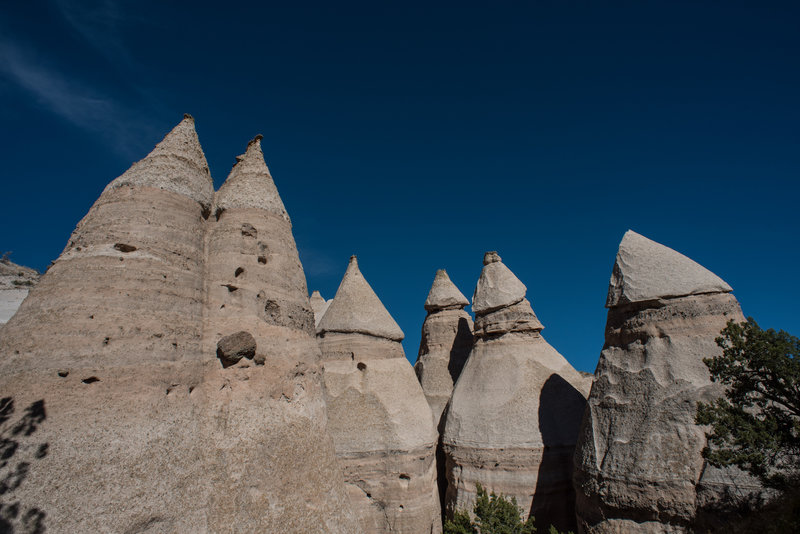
[204,135,317,367]
[310,290,331,327]
[415,269,473,428]
[1,116,213,367]
[442,252,590,533]
[318,256,442,534]
[0,118,360,533]
[573,231,760,534]
[0,259,39,325]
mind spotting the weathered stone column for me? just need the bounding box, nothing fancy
[415,269,474,429]
[442,252,590,532]
[318,256,443,534]
[573,230,760,534]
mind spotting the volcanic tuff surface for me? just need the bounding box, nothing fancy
[0,259,39,325]
[318,256,442,534]
[415,269,473,428]
[573,230,761,534]
[0,116,360,533]
[442,252,591,533]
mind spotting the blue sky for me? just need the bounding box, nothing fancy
[1,1,798,372]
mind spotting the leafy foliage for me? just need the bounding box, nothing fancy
[444,483,572,534]
[697,318,800,490]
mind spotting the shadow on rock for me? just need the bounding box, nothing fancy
[531,374,586,533]
[0,397,48,534]
[447,317,473,384]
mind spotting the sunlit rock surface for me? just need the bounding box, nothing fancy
[0,117,360,533]
[318,256,442,534]
[573,230,761,534]
[442,252,590,532]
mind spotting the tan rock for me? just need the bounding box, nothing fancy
[415,269,474,428]
[442,253,590,532]
[607,230,732,307]
[310,290,331,327]
[0,259,39,325]
[0,118,361,533]
[204,135,317,367]
[318,256,404,342]
[319,256,442,534]
[573,231,760,534]
[424,269,470,312]
[1,115,213,367]
[471,251,527,314]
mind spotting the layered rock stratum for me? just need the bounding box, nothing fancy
[573,230,761,534]
[0,259,39,325]
[0,116,360,533]
[414,269,473,429]
[442,252,591,532]
[317,256,442,534]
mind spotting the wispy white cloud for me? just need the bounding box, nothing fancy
[54,0,131,64]
[0,41,156,158]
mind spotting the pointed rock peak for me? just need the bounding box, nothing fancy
[106,115,214,207]
[606,230,733,308]
[425,269,470,312]
[309,290,330,327]
[484,251,501,265]
[317,256,405,341]
[215,135,289,219]
[472,251,527,315]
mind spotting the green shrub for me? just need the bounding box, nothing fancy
[444,483,573,534]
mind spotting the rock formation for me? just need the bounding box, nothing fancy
[0,116,360,533]
[414,269,473,428]
[317,256,442,534]
[442,252,591,532]
[0,259,39,325]
[573,230,760,534]
[204,134,318,365]
[310,290,331,326]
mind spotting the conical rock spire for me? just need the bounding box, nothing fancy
[425,269,470,312]
[215,135,289,220]
[317,256,404,341]
[309,290,330,327]
[105,114,214,208]
[574,231,757,533]
[607,230,732,307]
[472,252,527,314]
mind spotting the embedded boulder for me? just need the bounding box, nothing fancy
[216,331,257,367]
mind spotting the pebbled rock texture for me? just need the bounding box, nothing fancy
[442,253,590,532]
[573,231,761,534]
[0,118,361,533]
[318,257,442,534]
